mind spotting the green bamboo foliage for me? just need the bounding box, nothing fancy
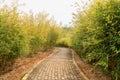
[0,6,60,73]
[71,0,120,79]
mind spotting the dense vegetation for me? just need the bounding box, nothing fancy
[56,27,72,47]
[71,0,120,79]
[0,6,60,74]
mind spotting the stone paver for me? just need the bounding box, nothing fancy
[26,48,84,80]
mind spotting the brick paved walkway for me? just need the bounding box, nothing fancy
[26,48,84,80]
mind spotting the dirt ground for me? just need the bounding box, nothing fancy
[73,50,111,80]
[0,49,55,80]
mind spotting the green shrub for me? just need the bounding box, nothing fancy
[71,0,120,79]
[0,25,30,70]
[0,7,30,73]
[56,38,71,47]
[44,28,59,50]
[0,5,60,74]
[29,32,44,53]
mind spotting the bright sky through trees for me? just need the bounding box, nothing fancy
[1,0,90,26]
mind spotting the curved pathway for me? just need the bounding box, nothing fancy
[26,48,84,80]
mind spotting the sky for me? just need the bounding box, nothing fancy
[0,0,91,26]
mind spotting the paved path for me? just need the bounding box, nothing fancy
[26,48,84,80]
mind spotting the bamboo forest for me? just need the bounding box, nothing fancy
[0,0,120,80]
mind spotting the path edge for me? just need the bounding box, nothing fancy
[21,48,60,80]
[71,49,89,80]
